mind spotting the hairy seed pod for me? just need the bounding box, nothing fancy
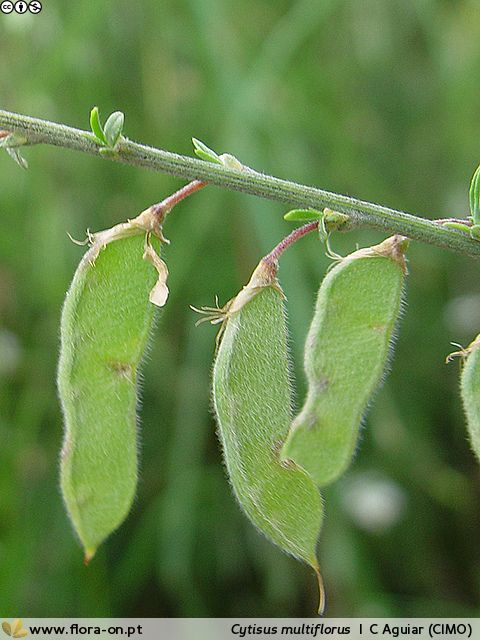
[281,236,408,487]
[459,336,480,461]
[58,217,166,562]
[212,259,324,606]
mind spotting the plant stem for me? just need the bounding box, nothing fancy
[152,180,206,224]
[0,108,479,257]
[264,222,318,264]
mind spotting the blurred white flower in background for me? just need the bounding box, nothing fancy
[0,329,21,376]
[444,293,480,338]
[340,471,407,533]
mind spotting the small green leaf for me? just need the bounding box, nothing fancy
[283,208,322,222]
[103,111,124,148]
[192,137,222,164]
[442,221,472,234]
[89,106,107,145]
[469,165,480,225]
[6,147,28,170]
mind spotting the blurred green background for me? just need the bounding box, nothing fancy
[2,0,480,618]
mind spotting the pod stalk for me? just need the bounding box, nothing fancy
[151,180,206,225]
[264,221,319,264]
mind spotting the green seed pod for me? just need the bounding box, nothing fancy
[458,336,480,461]
[59,211,168,561]
[211,259,325,608]
[281,235,408,487]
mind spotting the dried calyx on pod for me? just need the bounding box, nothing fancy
[81,205,170,308]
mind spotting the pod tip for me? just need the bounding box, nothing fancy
[83,548,96,566]
[314,564,326,616]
